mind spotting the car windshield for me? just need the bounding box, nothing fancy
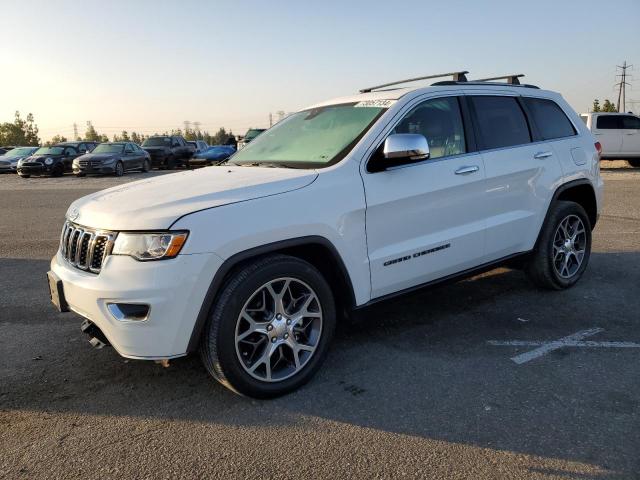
[143,137,171,147]
[35,147,64,155]
[93,144,124,154]
[5,147,35,157]
[244,129,265,141]
[231,103,386,168]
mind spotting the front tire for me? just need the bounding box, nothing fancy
[525,201,592,290]
[19,173,30,179]
[199,254,336,398]
[114,161,124,177]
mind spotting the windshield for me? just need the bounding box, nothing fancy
[232,104,385,168]
[35,147,64,155]
[92,144,124,154]
[143,137,171,147]
[5,147,36,157]
[244,129,265,141]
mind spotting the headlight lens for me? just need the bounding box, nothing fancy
[112,231,188,261]
[44,158,53,165]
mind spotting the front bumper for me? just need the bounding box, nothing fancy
[73,164,116,175]
[0,164,17,172]
[18,163,50,175]
[50,250,224,359]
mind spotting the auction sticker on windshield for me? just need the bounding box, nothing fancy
[354,99,396,108]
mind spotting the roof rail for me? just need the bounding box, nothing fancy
[471,74,525,85]
[359,71,468,93]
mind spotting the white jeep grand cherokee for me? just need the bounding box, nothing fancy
[48,72,603,398]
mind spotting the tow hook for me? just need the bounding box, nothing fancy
[80,319,110,349]
[154,359,170,368]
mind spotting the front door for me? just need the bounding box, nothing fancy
[362,95,487,299]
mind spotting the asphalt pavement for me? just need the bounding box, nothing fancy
[1,163,639,479]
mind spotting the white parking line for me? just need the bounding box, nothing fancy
[487,328,640,364]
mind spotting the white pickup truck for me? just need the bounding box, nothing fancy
[581,112,640,167]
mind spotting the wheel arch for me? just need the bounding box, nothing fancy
[534,179,598,249]
[187,236,356,352]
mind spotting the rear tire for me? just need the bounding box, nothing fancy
[199,254,336,398]
[142,159,151,172]
[525,201,592,290]
[628,159,640,168]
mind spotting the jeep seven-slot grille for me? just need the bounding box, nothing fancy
[59,221,116,274]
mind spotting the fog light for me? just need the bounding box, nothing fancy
[107,303,150,321]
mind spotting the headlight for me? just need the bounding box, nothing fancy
[44,158,53,165]
[112,231,188,261]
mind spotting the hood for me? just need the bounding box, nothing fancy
[77,153,119,162]
[26,154,62,162]
[68,166,318,230]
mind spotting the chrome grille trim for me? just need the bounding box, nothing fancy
[59,221,116,274]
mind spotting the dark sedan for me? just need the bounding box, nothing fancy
[188,145,236,167]
[73,142,151,176]
[17,145,81,178]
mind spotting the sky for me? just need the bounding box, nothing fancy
[2,0,639,142]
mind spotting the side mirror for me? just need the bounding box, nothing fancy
[383,134,430,161]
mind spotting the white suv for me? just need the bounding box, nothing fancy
[580,112,640,167]
[48,72,603,398]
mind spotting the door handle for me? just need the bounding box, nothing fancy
[455,165,479,175]
[534,151,553,159]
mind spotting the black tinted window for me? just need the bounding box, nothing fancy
[622,116,640,129]
[392,96,466,159]
[596,115,621,129]
[471,96,531,149]
[524,98,576,140]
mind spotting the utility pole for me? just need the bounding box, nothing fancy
[193,121,200,132]
[269,113,273,127]
[73,123,78,140]
[615,61,632,113]
[183,120,191,134]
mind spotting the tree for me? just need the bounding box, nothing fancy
[592,98,618,113]
[601,99,617,112]
[46,135,68,146]
[84,124,101,142]
[0,111,41,146]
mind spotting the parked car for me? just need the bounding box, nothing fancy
[188,145,236,167]
[17,144,81,177]
[187,140,209,155]
[0,147,10,155]
[73,142,151,177]
[581,112,640,167]
[141,135,192,169]
[48,71,602,398]
[0,146,38,173]
[237,128,266,149]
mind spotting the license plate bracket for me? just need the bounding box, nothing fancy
[47,270,69,312]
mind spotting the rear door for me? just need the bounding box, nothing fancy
[621,115,640,156]
[123,143,139,170]
[362,94,488,298]
[592,115,623,157]
[466,94,564,260]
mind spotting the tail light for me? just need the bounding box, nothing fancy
[594,141,602,159]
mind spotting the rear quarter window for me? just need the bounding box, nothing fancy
[470,96,531,150]
[523,98,576,140]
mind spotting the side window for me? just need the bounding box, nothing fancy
[78,144,87,153]
[65,147,76,156]
[470,96,531,150]
[523,98,576,140]
[622,116,640,129]
[596,115,621,129]
[391,96,466,159]
[125,144,134,153]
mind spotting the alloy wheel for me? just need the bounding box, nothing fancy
[235,277,323,382]
[552,214,586,279]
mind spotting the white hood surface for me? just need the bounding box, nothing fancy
[68,166,318,230]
